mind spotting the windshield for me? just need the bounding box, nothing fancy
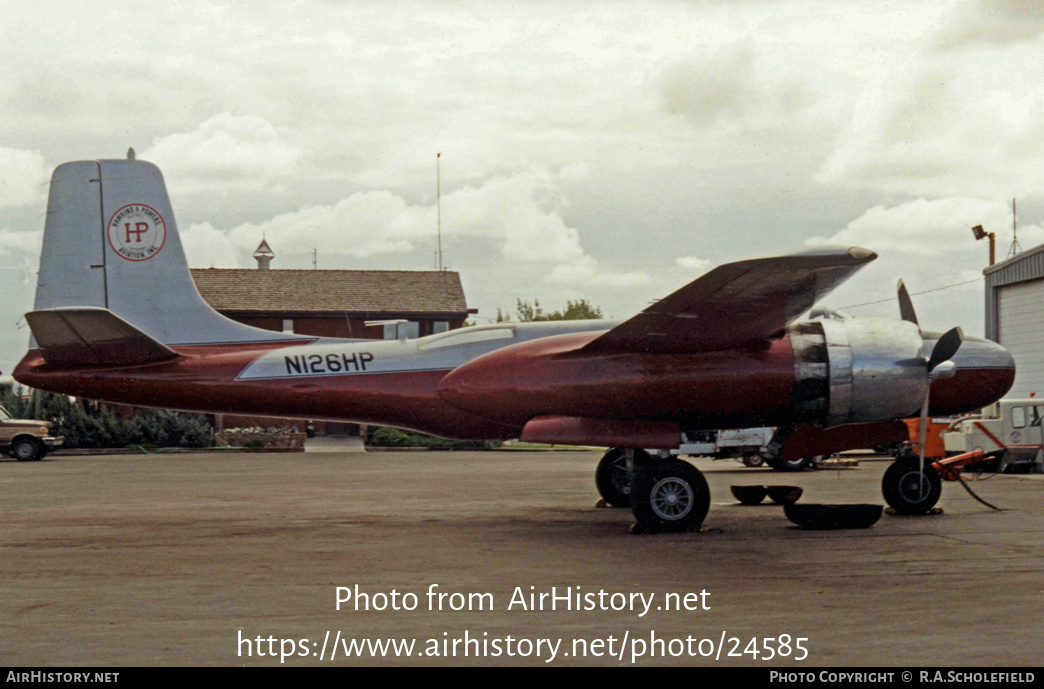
[415,326,516,351]
[0,406,10,421]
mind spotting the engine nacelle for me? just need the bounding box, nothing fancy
[789,318,927,428]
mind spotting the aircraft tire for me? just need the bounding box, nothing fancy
[766,456,812,472]
[882,457,942,515]
[595,448,647,507]
[630,459,710,533]
[12,437,42,462]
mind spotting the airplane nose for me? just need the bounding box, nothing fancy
[927,335,1016,415]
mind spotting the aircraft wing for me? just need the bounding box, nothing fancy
[581,247,876,354]
[25,307,180,367]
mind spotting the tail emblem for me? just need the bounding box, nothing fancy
[106,203,167,261]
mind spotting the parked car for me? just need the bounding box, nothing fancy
[0,405,63,461]
[673,427,777,467]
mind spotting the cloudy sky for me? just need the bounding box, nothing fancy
[2,0,1043,374]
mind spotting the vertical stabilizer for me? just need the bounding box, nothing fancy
[33,159,307,346]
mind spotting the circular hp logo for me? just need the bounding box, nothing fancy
[107,204,167,261]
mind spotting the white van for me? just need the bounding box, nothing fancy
[943,399,1044,471]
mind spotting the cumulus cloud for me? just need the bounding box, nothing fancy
[933,0,1044,50]
[818,2,1044,197]
[804,197,1043,335]
[544,255,651,288]
[660,38,814,131]
[142,114,302,193]
[179,222,250,269]
[179,167,645,290]
[662,40,758,127]
[239,191,419,258]
[805,197,1043,255]
[0,148,48,208]
[181,191,420,269]
[0,229,43,261]
[442,171,586,264]
[676,255,713,271]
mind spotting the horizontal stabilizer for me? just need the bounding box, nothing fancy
[25,307,180,367]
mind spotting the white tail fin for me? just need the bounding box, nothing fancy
[33,159,305,346]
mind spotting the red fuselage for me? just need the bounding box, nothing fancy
[13,325,1015,446]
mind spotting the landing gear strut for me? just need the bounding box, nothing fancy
[595,448,650,507]
[596,447,712,531]
[761,425,812,471]
[882,454,942,514]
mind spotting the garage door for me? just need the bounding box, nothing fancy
[998,279,1044,398]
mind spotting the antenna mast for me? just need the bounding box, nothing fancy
[436,153,443,272]
[1008,198,1022,259]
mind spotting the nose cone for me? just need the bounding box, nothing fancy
[927,334,1016,415]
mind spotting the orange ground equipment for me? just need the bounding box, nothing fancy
[931,449,986,481]
[904,417,949,459]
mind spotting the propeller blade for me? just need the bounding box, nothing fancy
[918,387,930,498]
[927,326,964,372]
[921,330,962,491]
[897,279,919,326]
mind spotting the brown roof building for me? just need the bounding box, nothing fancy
[193,268,470,315]
[191,268,474,339]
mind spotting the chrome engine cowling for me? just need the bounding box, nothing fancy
[789,318,927,427]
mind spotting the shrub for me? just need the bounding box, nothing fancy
[2,389,212,449]
[367,426,499,450]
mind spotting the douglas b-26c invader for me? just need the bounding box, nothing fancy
[14,158,1015,532]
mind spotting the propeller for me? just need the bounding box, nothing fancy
[898,279,964,497]
[897,279,919,327]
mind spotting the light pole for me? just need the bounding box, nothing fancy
[972,224,995,266]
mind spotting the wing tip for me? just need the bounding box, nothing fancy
[848,246,877,262]
[785,246,877,264]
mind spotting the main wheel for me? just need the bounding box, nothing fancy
[595,448,650,507]
[766,456,812,472]
[882,457,942,514]
[631,459,710,533]
[741,454,765,467]
[12,438,42,462]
